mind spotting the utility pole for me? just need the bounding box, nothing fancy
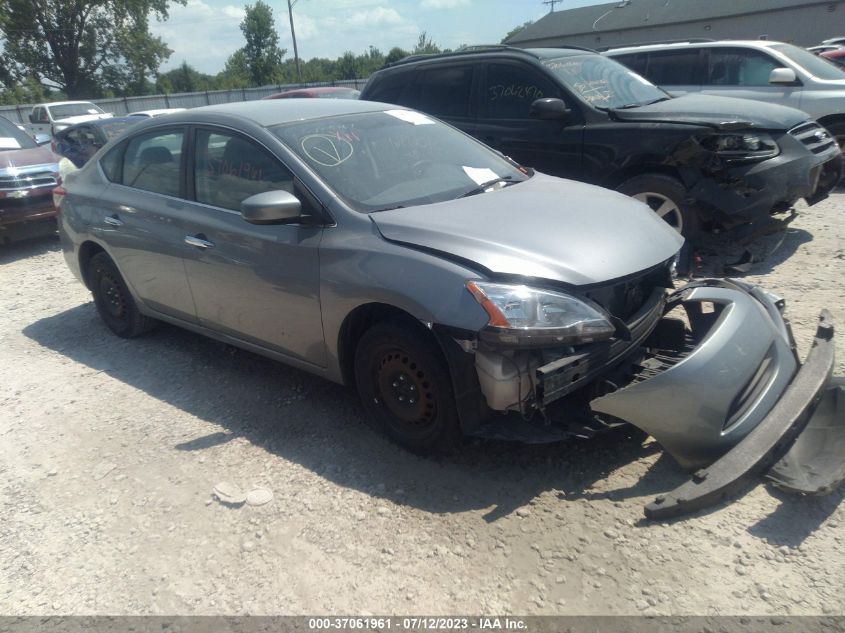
[287,0,302,83]
[542,0,561,12]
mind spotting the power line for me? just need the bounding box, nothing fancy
[543,0,562,12]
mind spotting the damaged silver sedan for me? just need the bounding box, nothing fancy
[57,100,843,517]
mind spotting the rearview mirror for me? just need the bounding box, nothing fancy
[769,67,798,85]
[530,98,571,122]
[34,133,51,146]
[241,190,302,225]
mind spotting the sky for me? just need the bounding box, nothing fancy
[150,0,608,75]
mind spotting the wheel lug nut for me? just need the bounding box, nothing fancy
[410,385,416,391]
[399,396,405,402]
[399,375,405,381]
[409,399,415,404]
[392,382,398,387]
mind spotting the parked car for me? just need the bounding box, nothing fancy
[604,40,845,148]
[56,100,841,517]
[807,45,843,55]
[54,117,143,168]
[262,87,360,100]
[0,115,61,242]
[822,37,845,46]
[822,49,845,69]
[27,101,113,137]
[128,108,187,118]
[361,45,841,240]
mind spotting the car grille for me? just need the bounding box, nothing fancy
[789,121,838,155]
[583,260,674,321]
[0,169,58,192]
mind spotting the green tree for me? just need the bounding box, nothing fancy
[501,20,534,44]
[0,0,183,98]
[384,47,410,66]
[413,31,440,55]
[336,51,360,80]
[239,0,286,86]
[157,61,216,93]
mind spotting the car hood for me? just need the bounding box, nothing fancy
[0,146,59,171]
[370,173,684,287]
[54,113,112,125]
[612,94,808,130]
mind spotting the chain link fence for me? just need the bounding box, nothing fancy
[0,79,368,125]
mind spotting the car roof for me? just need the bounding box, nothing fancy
[605,40,784,54]
[43,100,100,107]
[141,98,402,128]
[384,44,595,69]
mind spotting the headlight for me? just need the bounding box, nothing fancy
[466,281,616,347]
[702,132,779,163]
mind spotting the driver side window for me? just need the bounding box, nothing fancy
[193,130,295,212]
[485,64,561,120]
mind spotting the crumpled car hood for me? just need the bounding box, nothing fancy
[370,173,684,286]
[612,94,808,130]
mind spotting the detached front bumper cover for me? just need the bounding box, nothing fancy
[645,310,836,520]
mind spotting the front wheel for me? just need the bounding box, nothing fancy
[827,122,845,153]
[354,319,461,454]
[88,252,156,338]
[617,174,701,241]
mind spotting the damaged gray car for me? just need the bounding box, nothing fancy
[57,100,843,517]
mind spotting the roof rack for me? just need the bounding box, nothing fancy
[387,45,541,68]
[601,38,715,51]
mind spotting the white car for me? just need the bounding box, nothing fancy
[27,101,113,137]
[127,108,186,118]
[605,40,845,147]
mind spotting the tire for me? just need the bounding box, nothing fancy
[617,173,701,241]
[354,319,462,454]
[88,252,155,338]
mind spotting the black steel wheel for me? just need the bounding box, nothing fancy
[88,252,155,338]
[354,319,461,454]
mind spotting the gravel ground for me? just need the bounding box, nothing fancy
[1,194,844,616]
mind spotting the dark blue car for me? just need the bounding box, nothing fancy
[53,117,142,167]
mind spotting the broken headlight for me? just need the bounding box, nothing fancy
[466,281,615,347]
[702,132,779,163]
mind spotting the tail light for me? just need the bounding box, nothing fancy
[52,185,66,211]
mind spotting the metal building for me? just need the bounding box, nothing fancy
[506,0,845,50]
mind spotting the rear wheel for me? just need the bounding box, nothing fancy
[88,252,155,338]
[354,319,461,454]
[617,174,701,241]
[827,122,845,152]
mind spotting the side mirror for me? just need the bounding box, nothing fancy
[34,133,51,146]
[241,190,302,225]
[769,67,798,85]
[530,98,571,122]
[28,114,36,123]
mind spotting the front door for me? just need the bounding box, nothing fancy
[180,128,326,366]
[475,62,584,180]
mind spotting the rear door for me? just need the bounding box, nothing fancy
[94,126,197,321]
[476,60,584,179]
[640,48,704,96]
[401,63,479,138]
[179,127,326,366]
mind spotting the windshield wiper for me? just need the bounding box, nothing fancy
[612,96,672,110]
[458,176,516,199]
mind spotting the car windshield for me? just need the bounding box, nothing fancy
[270,110,528,213]
[772,43,845,79]
[0,116,37,151]
[49,103,106,119]
[542,54,668,109]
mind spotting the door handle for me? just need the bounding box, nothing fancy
[103,215,124,227]
[184,234,214,249]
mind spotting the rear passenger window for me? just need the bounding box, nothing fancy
[193,130,294,212]
[645,49,701,85]
[99,143,124,182]
[121,129,183,197]
[485,64,560,119]
[706,48,780,86]
[404,66,474,118]
[364,74,407,105]
[613,53,648,76]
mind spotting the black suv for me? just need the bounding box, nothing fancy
[361,45,842,240]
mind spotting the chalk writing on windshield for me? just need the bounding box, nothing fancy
[301,134,355,167]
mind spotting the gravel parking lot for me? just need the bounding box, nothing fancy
[1,194,844,616]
